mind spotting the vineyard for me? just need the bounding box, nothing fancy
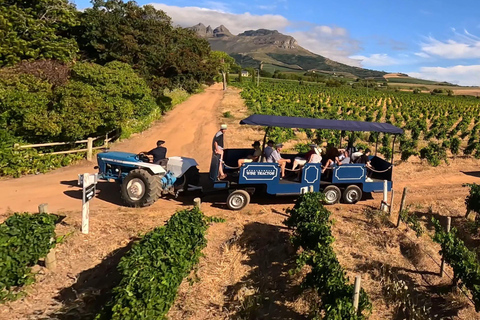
[237,80,480,165]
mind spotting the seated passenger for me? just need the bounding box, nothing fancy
[238,141,262,167]
[263,140,275,162]
[295,146,322,181]
[354,148,374,181]
[292,144,317,170]
[350,147,364,163]
[322,150,349,173]
[267,143,291,178]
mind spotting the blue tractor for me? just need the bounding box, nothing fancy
[96,152,200,207]
[209,114,403,210]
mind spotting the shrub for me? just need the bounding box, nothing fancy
[0,213,57,302]
[464,183,480,215]
[97,208,209,320]
[419,142,446,166]
[432,218,480,311]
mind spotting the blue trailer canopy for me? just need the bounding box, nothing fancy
[240,114,403,134]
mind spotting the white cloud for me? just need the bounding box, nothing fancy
[149,3,361,66]
[420,30,480,59]
[151,3,289,34]
[349,53,399,67]
[414,52,430,58]
[409,65,480,86]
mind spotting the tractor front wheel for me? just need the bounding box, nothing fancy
[121,169,160,207]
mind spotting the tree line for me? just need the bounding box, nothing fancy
[0,0,234,176]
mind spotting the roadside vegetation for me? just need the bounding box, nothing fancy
[0,0,232,177]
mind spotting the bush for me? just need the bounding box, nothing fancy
[432,218,480,311]
[464,183,480,215]
[0,213,57,302]
[96,208,209,320]
[419,142,446,166]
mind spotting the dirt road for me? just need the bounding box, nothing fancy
[0,83,224,214]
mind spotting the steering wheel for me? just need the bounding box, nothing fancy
[137,152,151,163]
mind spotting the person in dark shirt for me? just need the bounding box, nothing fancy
[146,140,167,165]
[355,148,371,165]
[212,124,227,179]
[355,148,374,181]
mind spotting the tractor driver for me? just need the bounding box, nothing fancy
[146,140,167,165]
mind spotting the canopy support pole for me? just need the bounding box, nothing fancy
[260,126,271,162]
[375,133,379,156]
[391,135,397,165]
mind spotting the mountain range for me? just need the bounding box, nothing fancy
[189,23,387,79]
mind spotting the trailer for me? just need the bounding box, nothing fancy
[209,114,403,210]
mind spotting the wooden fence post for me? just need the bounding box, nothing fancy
[353,275,361,313]
[396,187,408,227]
[194,197,201,209]
[87,137,93,161]
[104,132,109,148]
[38,204,57,271]
[388,190,395,216]
[440,217,451,277]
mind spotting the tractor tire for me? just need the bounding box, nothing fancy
[226,190,250,210]
[121,169,160,207]
[323,185,341,205]
[174,166,200,192]
[342,185,362,204]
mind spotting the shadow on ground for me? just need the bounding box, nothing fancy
[61,180,124,206]
[355,260,467,319]
[49,239,136,320]
[461,171,480,178]
[223,222,308,320]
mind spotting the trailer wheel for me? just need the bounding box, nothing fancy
[323,185,341,205]
[121,169,160,207]
[226,190,250,210]
[343,185,362,204]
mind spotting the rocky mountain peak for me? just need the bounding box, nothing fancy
[213,25,232,37]
[238,29,280,37]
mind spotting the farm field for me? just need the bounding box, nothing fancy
[1,85,480,319]
[238,79,480,166]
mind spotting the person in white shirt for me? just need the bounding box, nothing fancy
[350,147,364,163]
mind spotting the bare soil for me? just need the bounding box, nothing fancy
[1,85,480,319]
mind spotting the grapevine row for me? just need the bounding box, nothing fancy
[237,80,480,164]
[284,193,371,319]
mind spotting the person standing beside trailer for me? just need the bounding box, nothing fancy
[212,124,228,180]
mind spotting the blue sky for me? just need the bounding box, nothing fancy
[73,0,480,86]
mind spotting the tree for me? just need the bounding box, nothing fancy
[75,0,215,94]
[0,0,79,66]
[209,51,236,90]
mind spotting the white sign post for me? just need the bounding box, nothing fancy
[78,173,98,234]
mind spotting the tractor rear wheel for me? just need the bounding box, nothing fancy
[121,169,160,207]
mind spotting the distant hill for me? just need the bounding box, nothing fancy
[189,23,387,79]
